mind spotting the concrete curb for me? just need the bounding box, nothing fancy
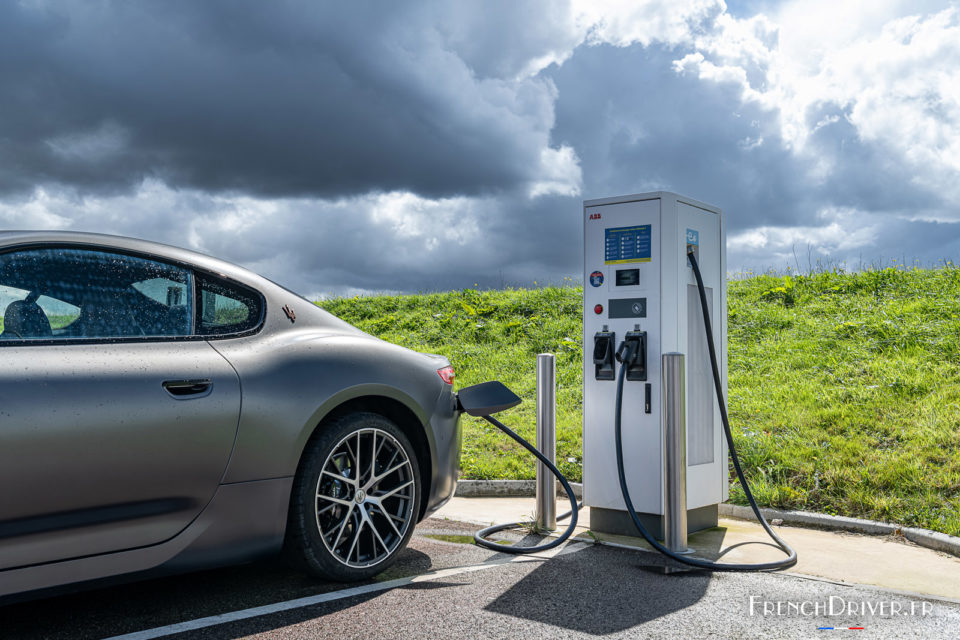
[901,528,960,557]
[719,504,897,536]
[719,504,960,559]
[455,479,582,499]
[453,482,960,559]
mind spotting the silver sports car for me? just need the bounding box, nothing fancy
[0,231,461,598]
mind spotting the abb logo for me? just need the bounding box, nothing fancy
[588,213,602,220]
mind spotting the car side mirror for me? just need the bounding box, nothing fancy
[456,381,522,416]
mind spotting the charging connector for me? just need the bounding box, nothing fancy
[616,325,647,381]
[686,243,698,268]
[593,328,616,381]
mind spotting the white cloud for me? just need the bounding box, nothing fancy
[572,0,724,48]
[528,145,583,198]
[674,3,960,200]
[727,206,882,271]
[729,206,878,252]
[368,191,482,250]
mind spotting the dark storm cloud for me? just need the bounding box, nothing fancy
[545,43,946,236]
[548,44,810,232]
[0,0,560,199]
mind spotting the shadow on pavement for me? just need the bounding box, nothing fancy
[484,536,724,634]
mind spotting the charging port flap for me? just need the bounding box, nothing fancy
[457,381,522,416]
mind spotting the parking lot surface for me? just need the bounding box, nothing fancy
[3,518,959,639]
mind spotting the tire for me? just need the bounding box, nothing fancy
[285,412,421,581]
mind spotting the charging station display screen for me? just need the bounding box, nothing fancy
[616,269,639,286]
[605,225,651,264]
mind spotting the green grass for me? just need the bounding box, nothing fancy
[320,286,586,483]
[322,267,960,536]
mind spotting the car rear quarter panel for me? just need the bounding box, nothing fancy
[209,329,445,485]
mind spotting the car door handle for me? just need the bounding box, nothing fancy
[162,379,213,397]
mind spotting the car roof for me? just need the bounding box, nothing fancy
[0,231,267,289]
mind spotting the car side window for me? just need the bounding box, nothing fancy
[197,275,263,336]
[0,247,194,342]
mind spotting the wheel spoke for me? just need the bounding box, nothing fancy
[317,493,353,507]
[371,460,409,485]
[380,448,400,477]
[374,435,385,468]
[375,479,413,500]
[368,511,389,554]
[328,505,354,549]
[322,468,356,487]
[346,516,364,563]
[372,504,403,538]
[386,510,407,525]
[355,432,362,485]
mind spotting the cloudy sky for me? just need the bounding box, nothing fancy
[1,0,958,296]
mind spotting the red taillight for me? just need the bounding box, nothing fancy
[437,365,455,385]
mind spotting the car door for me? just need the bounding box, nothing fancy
[0,246,242,570]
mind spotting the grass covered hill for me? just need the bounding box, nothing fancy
[318,266,960,536]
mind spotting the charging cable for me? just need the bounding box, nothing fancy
[610,250,797,571]
[471,415,581,553]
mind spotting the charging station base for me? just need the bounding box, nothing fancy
[589,505,718,540]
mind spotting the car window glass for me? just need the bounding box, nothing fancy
[131,277,192,336]
[36,295,80,331]
[0,247,193,341]
[198,276,262,336]
[0,285,32,338]
[0,283,76,340]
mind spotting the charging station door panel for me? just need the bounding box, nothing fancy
[676,200,726,508]
[583,198,662,515]
[687,284,714,466]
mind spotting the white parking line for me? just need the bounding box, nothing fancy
[104,544,589,640]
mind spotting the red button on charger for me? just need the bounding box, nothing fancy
[594,304,604,314]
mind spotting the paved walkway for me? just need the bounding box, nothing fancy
[437,496,960,601]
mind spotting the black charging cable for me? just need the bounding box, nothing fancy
[472,414,581,553]
[611,250,797,571]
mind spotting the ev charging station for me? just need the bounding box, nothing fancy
[463,190,793,569]
[582,192,728,539]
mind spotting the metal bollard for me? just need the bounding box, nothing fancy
[535,353,557,531]
[662,352,691,553]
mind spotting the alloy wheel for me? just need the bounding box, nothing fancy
[314,427,416,568]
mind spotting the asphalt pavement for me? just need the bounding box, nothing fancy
[2,517,959,639]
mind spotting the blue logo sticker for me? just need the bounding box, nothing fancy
[589,271,604,287]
